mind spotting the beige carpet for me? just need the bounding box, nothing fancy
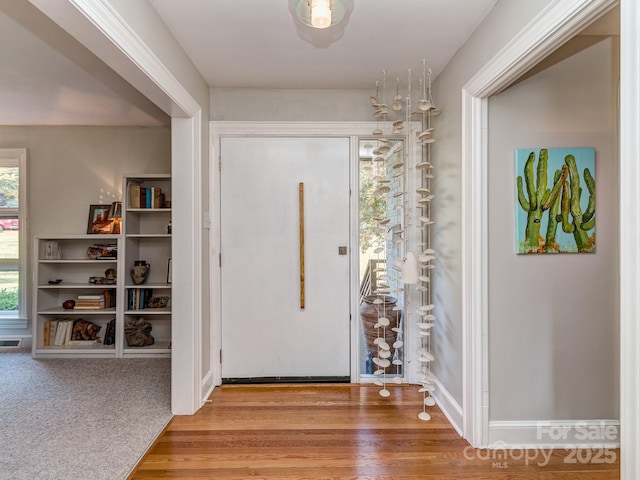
[0,351,172,480]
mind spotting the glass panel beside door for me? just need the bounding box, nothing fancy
[358,139,405,380]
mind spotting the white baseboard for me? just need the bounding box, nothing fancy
[488,419,620,448]
[200,368,216,405]
[433,377,463,436]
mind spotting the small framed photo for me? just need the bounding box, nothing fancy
[87,204,113,234]
[167,258,172,284]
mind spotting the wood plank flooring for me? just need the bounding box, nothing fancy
[129,384,619,479]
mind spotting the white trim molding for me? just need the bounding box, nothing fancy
[620,1,640,479]
[461,0,619,448]
[434,377,464,437]
[211,121,396,137]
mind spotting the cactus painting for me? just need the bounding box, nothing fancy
[515,148,595,254]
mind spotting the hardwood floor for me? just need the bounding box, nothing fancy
[129,384,619,479]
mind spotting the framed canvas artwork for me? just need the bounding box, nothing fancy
[515,147,595,254]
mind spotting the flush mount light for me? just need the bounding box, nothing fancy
[291,0,353,29]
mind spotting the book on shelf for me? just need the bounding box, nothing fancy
[75,294,106,309]
[48,320,59,346]
[142,187,163,208]
[103,320,111,345]
[52,320,63,345]
[43,321,50,346]
[153,187,164,208]
[42,320,61,347]
[127,288,153,310]
[129,182,166,209]
[103,318,116,346]
[75,300,105,306]
[64,321,73,345]
[103,290,116,309]
[44,241,60,260]
[129,183,141,209]
[53,320,72,346]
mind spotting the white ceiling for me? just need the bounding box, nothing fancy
[149,0,498,89]
[0,0,499,125]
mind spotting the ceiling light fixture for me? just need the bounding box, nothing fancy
[291,0,353,29]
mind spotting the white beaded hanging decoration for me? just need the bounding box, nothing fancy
[367,60,440,419]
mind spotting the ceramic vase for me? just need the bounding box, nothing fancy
[130,260,150,285]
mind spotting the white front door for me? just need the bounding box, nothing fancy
[220,137,351,379]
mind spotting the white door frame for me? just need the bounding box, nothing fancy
[461,0,626,451]
[210,122,417,385]
[619,1,640,479]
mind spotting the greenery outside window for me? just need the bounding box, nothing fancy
[0,149,27,328]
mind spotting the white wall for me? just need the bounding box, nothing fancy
[488,37,619,420]
[431,0,555,409]
[211,88,372,121]
[0,126,170,235]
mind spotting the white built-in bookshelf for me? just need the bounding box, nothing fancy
[31,173,172,358]
[32,234,121,357]
[122,174,172,357]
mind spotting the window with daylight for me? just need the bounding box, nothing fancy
[0,149,27,327]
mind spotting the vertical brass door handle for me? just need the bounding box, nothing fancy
[299,182,305,309]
